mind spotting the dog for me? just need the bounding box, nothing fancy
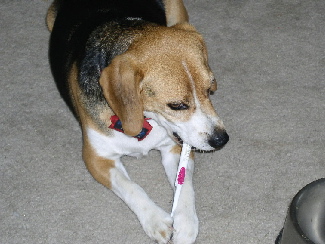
[46,0,229,243]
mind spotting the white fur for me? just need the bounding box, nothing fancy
[87,117,199,243]
[147,109,222,151]
[86,119,172,159]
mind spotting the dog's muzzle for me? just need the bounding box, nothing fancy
[208,129,229,149]
[173,129,229,151]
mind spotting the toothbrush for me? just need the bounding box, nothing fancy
[171,143,191,217]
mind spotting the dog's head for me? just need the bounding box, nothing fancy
[100,23,228,151]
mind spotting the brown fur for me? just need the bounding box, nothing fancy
[99,55,145,136]
[98,24,217,135]
[46,0,58,32]
[170,145,194,159]
[83,138,116,189]
[163,0,189,26]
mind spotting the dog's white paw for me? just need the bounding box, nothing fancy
[172,211,198,244]
[140,207,173,244]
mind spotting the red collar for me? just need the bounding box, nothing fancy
[109,115,152,141]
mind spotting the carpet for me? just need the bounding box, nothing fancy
[1,0,324,243]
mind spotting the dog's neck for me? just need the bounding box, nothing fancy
[109,115,152,141]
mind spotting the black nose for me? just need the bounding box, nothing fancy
[208,129,229,149]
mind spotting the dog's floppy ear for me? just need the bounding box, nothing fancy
[99,54,144,137]
[164,0,189,27]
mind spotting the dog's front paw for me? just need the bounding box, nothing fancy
[172,211,198,244]
[140,207,173,244]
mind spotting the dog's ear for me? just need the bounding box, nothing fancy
[164,0,189,27]
[99,54,144,137]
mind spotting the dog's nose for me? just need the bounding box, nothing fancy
[208,129,229,149]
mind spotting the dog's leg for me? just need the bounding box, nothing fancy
[110,160,174,243]
[83,131,173,244]
[160,145,198,244]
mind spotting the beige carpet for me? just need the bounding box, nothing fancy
[1,0,324,243]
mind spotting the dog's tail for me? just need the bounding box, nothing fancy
[46,0,60,32]
[164,0,189,27]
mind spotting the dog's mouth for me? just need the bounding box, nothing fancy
[172,132,215,153]
[173,132,184,145]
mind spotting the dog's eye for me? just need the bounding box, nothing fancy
[167,103,189,110]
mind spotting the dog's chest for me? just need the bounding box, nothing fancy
[87,119,173,159]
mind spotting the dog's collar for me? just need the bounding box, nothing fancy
[109,115,152,141]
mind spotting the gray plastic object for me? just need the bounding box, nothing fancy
[276,178,325,244]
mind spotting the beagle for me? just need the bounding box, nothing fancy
[46,0,229,243]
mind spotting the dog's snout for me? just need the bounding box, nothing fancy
[208,129,229,149]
